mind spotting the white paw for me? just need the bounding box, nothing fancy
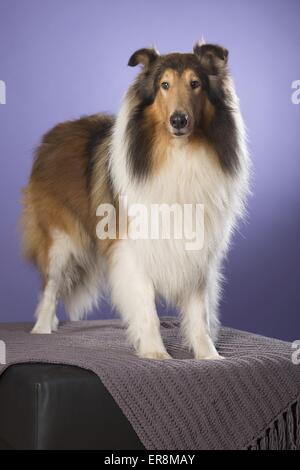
[138,350,172,360]
[31,324,52,334]
[195,353,225,361]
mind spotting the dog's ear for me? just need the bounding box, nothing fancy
[193,43,229,75]
[128,48,159,68]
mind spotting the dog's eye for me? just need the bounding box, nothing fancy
[190,80,201,89]
[161,81,170,90]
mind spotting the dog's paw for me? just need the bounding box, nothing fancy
[139,351,172,360]
[195,353,225,361]
[31,325,52,334]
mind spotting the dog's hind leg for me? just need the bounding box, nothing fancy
[31,279,59,334]
[31,230,73,334]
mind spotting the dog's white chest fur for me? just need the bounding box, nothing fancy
[122,142,236,301]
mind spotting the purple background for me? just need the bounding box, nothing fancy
[0,0,299,341]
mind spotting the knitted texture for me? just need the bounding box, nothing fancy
[0,318,299,450]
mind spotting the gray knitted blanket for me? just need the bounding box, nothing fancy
[0,317,299,450]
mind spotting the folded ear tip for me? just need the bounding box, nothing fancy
[128,55,137,67]
[194,42,229,63]
[127,48,158,68]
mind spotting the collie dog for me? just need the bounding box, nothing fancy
[22,43,249,359]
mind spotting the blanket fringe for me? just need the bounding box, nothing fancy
[247,395,300,450]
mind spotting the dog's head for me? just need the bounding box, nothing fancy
[128,43,229,139]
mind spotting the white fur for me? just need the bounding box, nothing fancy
[108,83,249,358]
[63,250,104,322]
[109,240,171,359]
[32,229,105,333]
[31,230,72,334]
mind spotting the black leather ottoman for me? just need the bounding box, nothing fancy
[0,363,144,450]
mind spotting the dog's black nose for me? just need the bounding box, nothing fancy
[170,112,188,130]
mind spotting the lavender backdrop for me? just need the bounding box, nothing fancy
[0,0,299,341]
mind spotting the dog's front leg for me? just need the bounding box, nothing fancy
[181,291,223,360]
[108,241,171,360]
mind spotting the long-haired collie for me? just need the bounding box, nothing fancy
[22,42,249,360]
